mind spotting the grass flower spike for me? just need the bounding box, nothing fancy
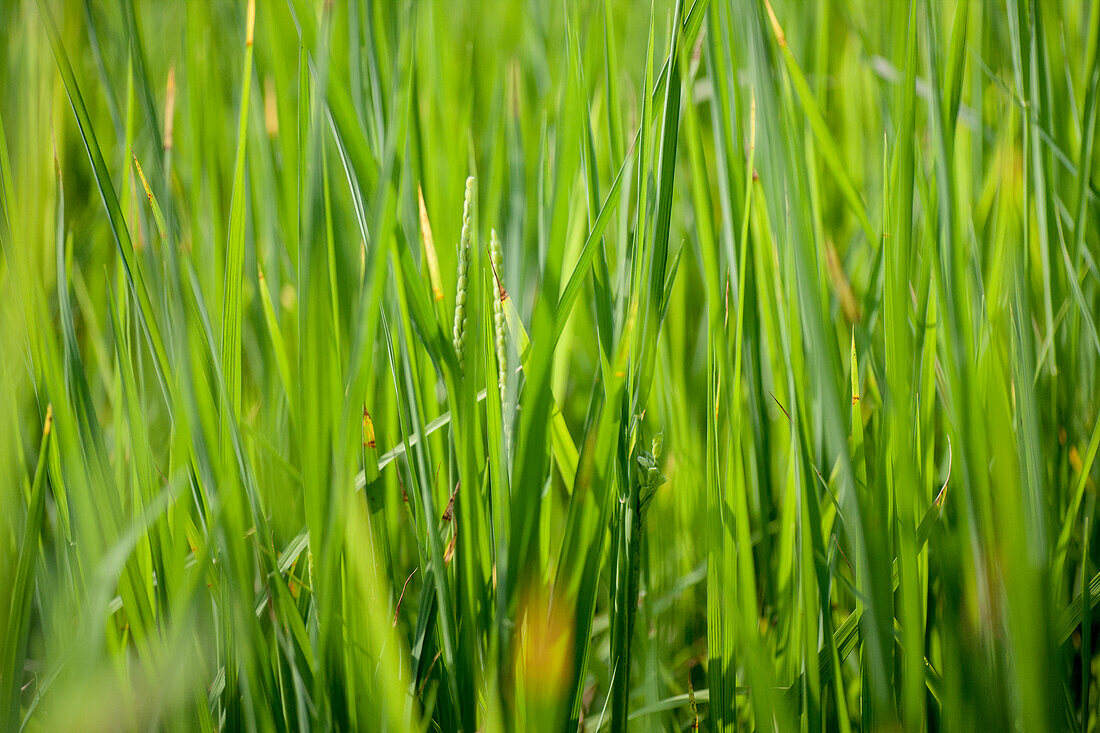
[489,227,507,402]
[452,176,475,371]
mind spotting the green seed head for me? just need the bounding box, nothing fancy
[452,176,475,370]
[489,228,508,401]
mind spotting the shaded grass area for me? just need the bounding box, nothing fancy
[1,0,1100,730]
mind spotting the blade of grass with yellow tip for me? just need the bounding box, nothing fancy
[36,0,172,395]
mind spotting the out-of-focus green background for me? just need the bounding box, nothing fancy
[2,0,1100,730]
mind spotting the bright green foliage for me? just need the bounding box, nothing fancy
[2,0,1100,731]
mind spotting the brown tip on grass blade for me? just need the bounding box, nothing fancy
[418,186,444,302]
[770,392,792,422]
[442,481,458,523]
[393,568,417,627]
[362,407,376,449]
[131,154,167,242]
[132,154,154,207]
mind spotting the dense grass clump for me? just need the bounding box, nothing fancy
[3,0,1100,730]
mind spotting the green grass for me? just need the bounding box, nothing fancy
[2,0,1100,730]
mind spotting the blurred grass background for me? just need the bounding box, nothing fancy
[2,0,1100,730]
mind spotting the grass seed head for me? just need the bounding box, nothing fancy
[452,176,475,370]
[489,227,507,401]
